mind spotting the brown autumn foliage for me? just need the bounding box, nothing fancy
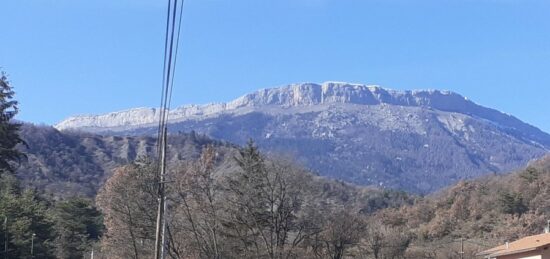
[370,155,550,258]
[95,143,415,258]
[96,137,550,259]
[95,160,158,258]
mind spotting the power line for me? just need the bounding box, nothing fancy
[155,0,172,157]
[154,0,185,258]
[167,0,185,112]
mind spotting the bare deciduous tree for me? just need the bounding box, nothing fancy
[223,141,318,258]
[169,146,225,258]
[96,161,158,259]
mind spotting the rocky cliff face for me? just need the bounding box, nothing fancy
[55,82,550,193]
[54,82,475,130]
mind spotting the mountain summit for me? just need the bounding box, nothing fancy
[56,82,550,192]
[54,82,476,130]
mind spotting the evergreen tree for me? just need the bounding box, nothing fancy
[498,191,528,216]
[54,197,103,259]
[231,139,268,213]
[0,72,25,175]
[0,174,55,258]
[0,72,55,258]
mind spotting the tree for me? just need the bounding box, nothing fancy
[360,224,410,259]
[96,160,158,259]
[312,210,365,259]
[0,74,54,258]
[223,141,316,258]
[169,145,226,258]
[519,167,539,183]
[0,72,25,175]
[53,197,103,259]
[0,174,55,258]
[498,191,528,216]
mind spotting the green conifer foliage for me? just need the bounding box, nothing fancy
[54,198,103,259]
[0,72,25,175]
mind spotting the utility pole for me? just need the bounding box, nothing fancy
[154,127,167,259]
[161,197,168,258]
[154,0,184,256]
[31,233,35,258]
[460,238,464,259]
[4,216,7,259]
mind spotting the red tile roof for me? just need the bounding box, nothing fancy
[479,233,550,257]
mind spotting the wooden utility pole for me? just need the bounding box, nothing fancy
[4,216,7,259]
[460,238,464,259]
[154,0,184,256]
[31,233,35,258]
[154,127,167,259]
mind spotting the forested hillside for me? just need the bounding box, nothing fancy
[17,124,233,197]
[368,155,550,258]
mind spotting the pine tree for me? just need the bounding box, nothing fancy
[0,71,55,258]
[54,197,103,259]
[0,72,25,175]
[0,175,56,258]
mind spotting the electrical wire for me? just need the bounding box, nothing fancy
[156,0,173,158]
[154,0,185,258]
[156,0,185,158]
[167,0,185,112]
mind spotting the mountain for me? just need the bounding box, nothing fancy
[55,82,550,193]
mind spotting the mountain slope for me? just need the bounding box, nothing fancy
[17,124,234,197]
[55,82,550,192]
[369,155,550,258]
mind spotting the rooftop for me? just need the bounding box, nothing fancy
[479,233,550,257]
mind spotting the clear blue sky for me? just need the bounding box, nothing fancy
[2,0,550,132]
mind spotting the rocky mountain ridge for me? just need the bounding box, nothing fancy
[53,82,550,193]
[56,83,547,145]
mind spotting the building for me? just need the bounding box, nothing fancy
[478,233,550,259]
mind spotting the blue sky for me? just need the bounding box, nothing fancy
[2,0,550,132]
